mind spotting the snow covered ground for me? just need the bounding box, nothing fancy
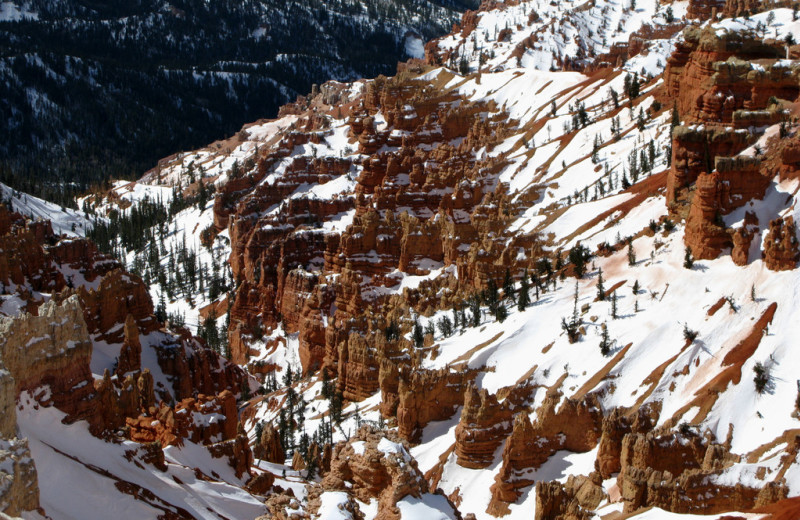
[1,182,91,237]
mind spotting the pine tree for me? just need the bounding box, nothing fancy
[671,103,680,132]
[609,88,619,109]
[384,319,400,341]
[438,315,454,337]
[156,293,167,322]
[502,269,516,302]
[495,304,508,322]
[599,323,611,356]
[485,278,500,314]
[611,291,618,319]
[569,243,591,278]
[591,134,601,164]
[627,240,636,266]
[412,319,425,349]
[329,389,343,425]
[632,280,640,295]
[684,247,694,269]
[469,293,481,327]
[596,267,606,301]
[424,321,436,338]
[561,283,581,343]
[518,270,531,311]
[321,368,332,400]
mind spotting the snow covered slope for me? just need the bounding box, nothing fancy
[0,182,91,237]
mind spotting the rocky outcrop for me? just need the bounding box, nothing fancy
[667,127,754,207]
[117,314,142,376]
[0,437,39,518]
[763,216,800,270]
[337,333,383,402]
[127,390,240,447]
[253,423,284,463]
[214,71,517,378]
[0,296,95,423]
[487,391,605,513]
[617,431,788,514]
[684,156,770,259]
[0,360,40,517]
[687,0,725,20]
[595,406,658,479]
[487,413,538,515]
[619,431,706,478]
[731,210,759,265]
[208,434,253,480]
[664,27,786,128]
[393,365,477,442]
[320,426,454,520]
[73,269,159,341]
[454,385,513,469]
[533,474,605,520]
[619,464,787,514]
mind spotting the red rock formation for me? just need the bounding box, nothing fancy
[532,474,605,520]
[667,127,753,207]
[393,365,478,442]
[73,269,159,341]
[208,434,253,479]
[615,430,788,515]
[763,216,800,270]
[486,391,605,512]
[0,358,40,517]
[687,0,725,20]
[320,426,453,519]
[684,156,770,259]
[454,385,513,469]
[117,314,142,376]
[0,297,96,424]
[253,423,285,463]
[619,464,787,515]
[663,27,786,127]
[127,390,240,447]
[487,413,538,514]
[595,406,658,479]
[731,211,759,265]
[216,72,515,378]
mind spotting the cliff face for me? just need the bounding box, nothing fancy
[662,23,800,263]
[663,27,788,127]
[0,296,95,423]
[684,156,771,259]
[217,72,520,380]
[616,431,789,514]
[0,368,39,518]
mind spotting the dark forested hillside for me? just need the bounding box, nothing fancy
[0,0,478,205]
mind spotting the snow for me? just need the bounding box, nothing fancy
[0,1,37,21]
[17,393,266,520]
[1,183,91,237]
[395,495,458,520]
[317,492,355,520]
[404,35,425,59]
